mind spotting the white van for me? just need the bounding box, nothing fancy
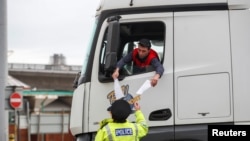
[70,0,250,140]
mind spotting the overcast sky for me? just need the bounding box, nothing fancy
[7,0,99,66]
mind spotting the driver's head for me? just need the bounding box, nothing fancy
[137,39,151,59]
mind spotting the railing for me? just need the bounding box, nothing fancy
[8,63,82,72]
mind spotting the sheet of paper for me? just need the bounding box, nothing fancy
[114,79,124,99]
[136,80,152,95]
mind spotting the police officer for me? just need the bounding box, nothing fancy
[95,100,148,141]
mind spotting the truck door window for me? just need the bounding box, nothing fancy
[99,21,165,80]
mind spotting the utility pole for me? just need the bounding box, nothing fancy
[0,0,7,141]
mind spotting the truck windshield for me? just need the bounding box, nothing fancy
[80,18,98,77]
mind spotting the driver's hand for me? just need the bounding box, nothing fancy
[112,68,119,79]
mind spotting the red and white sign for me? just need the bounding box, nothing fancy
[10,92,22,109]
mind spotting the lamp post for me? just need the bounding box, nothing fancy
[0,0,7,141]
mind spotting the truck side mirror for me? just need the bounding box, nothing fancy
[104,18,120,73]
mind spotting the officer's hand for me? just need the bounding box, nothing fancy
[134,102,140,111]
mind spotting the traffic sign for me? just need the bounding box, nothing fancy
[10,92,22,109]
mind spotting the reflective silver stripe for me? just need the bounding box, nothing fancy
[105,125,113,141]
[133,123,138,141]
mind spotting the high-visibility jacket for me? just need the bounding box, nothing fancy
[95,110,148,141]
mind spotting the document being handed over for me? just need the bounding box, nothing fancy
[136,80,152,95]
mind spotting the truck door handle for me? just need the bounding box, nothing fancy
[149,108,172,121]
[198,112,210,116]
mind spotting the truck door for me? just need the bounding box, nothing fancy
[89,12,174,140]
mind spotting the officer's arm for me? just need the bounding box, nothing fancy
[135,110,149,138]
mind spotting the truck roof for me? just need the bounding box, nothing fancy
[96,0,250,15]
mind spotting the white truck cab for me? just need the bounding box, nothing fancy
[70,0,250,140]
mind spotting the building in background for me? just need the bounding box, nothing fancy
[7,54,81,141]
